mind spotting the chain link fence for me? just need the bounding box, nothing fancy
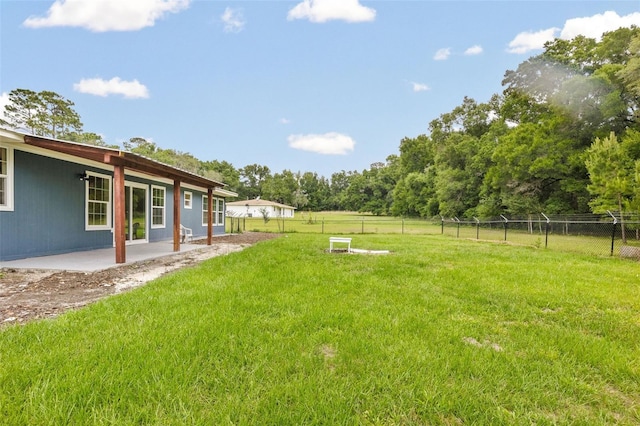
[441,213,640,259]
[229,212,640,259]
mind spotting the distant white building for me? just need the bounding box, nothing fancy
[226,198,296,219]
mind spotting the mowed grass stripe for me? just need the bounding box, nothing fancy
[1,234,638,424]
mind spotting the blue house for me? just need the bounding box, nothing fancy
[0,128,237,263]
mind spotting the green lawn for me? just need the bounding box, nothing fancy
[1,234,639,424]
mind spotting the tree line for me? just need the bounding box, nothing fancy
[3,27,640,217]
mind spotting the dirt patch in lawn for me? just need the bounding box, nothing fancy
[0,232,279,327]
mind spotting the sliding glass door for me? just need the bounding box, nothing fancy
[124,183,148,243]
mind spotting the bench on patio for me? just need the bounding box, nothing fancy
[329,237,352,253]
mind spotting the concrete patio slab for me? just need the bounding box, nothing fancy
[0,241,208,272]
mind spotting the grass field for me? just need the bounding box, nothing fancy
[1,234,639,424]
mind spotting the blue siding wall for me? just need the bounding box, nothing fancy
[180,189,226,238]
[140,187,225,241]
[148,183,174,242]
[0,150,112,260]
[177,190,226,238]
[181,190,202,237]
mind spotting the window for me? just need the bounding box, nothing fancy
[86,173,111,230]
[184,191,192,209]
[203,197,225,226]
[0,146,13,211]
[217,198,225,225]
[151,186,166,228]
[202,194,209,226]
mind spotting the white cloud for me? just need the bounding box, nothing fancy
[280,118,291,124]
[23,0,190,32]
[507,11,640,54]
[561,11,640,41]
[411,82,430,92]
[74,77,150,99]
[221,7,245,33]
[287,0,375,23]
[507,27,559,54]
[464,45,483,56]
[288,132,355,155]
[434,48,451,61]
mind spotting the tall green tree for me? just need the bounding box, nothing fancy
[299,172,331,211]
[392,135,437,217]
[262,170,299,206]
[485,115,590,215]
[617,32,640,124]
[2,89,83,138]
[1,89,42,134]
[391,170,437,217]
[586,132,635,212]
[329,170,355,210]
[340,160,398,215]
[398,134,433,175]
[38,91,83,139]
[425,97,501,217]
[434,133,480,217]
[586,132,638,242]
[239,164,271,200]
[503,27,640,140]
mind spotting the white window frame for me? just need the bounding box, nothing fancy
[184,191,192,209]
[202,194,209,227]
[0,145,14,212]
[216,198,225,225]
[85,171,112,231]
[151,185,166,229]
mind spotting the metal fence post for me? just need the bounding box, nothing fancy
[455,217,460,238]
[541,212,550,248]
[362,217,364,234]
[608,211,617,256]
[501,214,508,241]
[402,218,405,234]
[474,217,480,239]
[441,216,444,234]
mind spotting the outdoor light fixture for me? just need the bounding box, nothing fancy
[77,172,89,181]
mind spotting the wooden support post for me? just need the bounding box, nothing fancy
[114,165,126,264]
[173,180,181,252]
[207,188,213,245]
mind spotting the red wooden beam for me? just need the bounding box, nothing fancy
[173,179,181,252]
[207,188,213,245]
[24,135,107,163]
[114,165,126,264]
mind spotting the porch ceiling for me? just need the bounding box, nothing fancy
[23,135,224,189]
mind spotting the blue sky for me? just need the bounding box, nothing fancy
[1,1,639,178]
